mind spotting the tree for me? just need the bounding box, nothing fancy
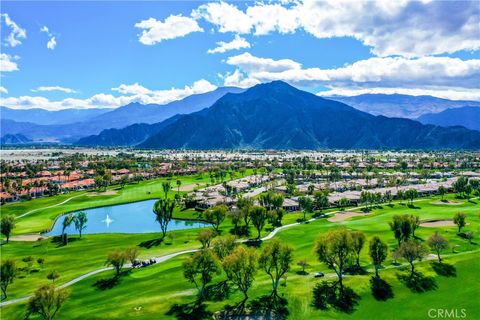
[453,212,466,233]
[398,240,428,276]
[152,198,175,239]
[389,215,413,246]
[437,186,446,200]
[211,235,237,259]
[176,179,182,194]
[404,188,418,205]
[427,232,449,262]
[204,204,227,232]
[298,196,313,221]
[249,206,268,239]
[26,284,69,320]
[369,236,388,277]
[1,259,16,300]
[47,271,60,284]
[119,174,129,188]
[105,250,126,277]
[74,211,87,238]
[162,181,171,199]
[297,259,310,274]
[61,213,74,245]
[410,215,420,238]
[351,231,366,269]
[222,246,258,301]
[259,239,293,297]
[1,215,15,244]
[313,191,329,212]
[197,229,214,248]
[315,229,353,293]
[237,196,254,228]
[125,247,139,266]
[183,249,221,298]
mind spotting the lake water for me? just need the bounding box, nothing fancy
[45,199,208,236]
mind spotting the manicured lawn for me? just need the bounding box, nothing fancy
[1,194,478,319]
[0,170,254,234]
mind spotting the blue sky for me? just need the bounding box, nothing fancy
[1,1,479,110]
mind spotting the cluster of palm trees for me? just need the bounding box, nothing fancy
[60,211,88,245]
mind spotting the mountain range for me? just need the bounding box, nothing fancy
[0,87,243,142]
[417,106,480,131]
[131,81,480,150]
[328,94,480,119]
[0,106,108,125]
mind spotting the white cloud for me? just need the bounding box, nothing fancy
[47,37,57,50]
[112,83,151,95]
[226,52,301,73]
[193,1,480,57]
[207,35,250,54]
[226,53,480,89]
[0,86,8,94]
[222,69,260,88]
[3,80,217,110]
[135,15,203,45]
[1,14,26,47]
[31,86,77,93]
[0,53,19,72]
[112,79,217,105]
[40,25,57,50]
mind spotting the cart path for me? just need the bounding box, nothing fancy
[2,196,477,307]
[15,193,87,219]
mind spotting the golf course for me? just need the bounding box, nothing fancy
[1,170,479,319]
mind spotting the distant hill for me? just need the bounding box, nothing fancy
[417,106,480,131]
[76,114,182,146]
[328,94,480,118]
[139,81,480,150]
[86,86,244,129]
[0,133,32,145]
[0,87,243,142]
[0,106,108,125]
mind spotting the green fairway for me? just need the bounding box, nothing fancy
[0,170,254,234]
[1,194,479,319]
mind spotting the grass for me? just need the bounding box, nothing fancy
[0,170,254,234]
[1,194,479,319]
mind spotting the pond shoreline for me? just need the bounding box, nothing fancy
[41,199,209,236]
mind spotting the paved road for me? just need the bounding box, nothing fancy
[2,196,476,307]
[15,193,87,219]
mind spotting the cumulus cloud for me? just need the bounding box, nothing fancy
[223,52,480,100]
[193,0,480,57]
[226,53,480,88]
[226,52,301,73]
[31,86,77,93]
[0,86,8,94]
[112,79,217,105]
[40,26,57,50]
[0,53,19,72]
[207,35,251,54]
[222,69,260,88]
[3,80,217,110]
[1,13,26,47]
[135,15,203,45]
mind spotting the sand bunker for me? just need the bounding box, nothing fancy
[431,200,463,205]
[87,190,118,197]
[420,220,457,228]
[328,211,369,222]
[9,234,46,242]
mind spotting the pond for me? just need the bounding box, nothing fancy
[45,199,208,236]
